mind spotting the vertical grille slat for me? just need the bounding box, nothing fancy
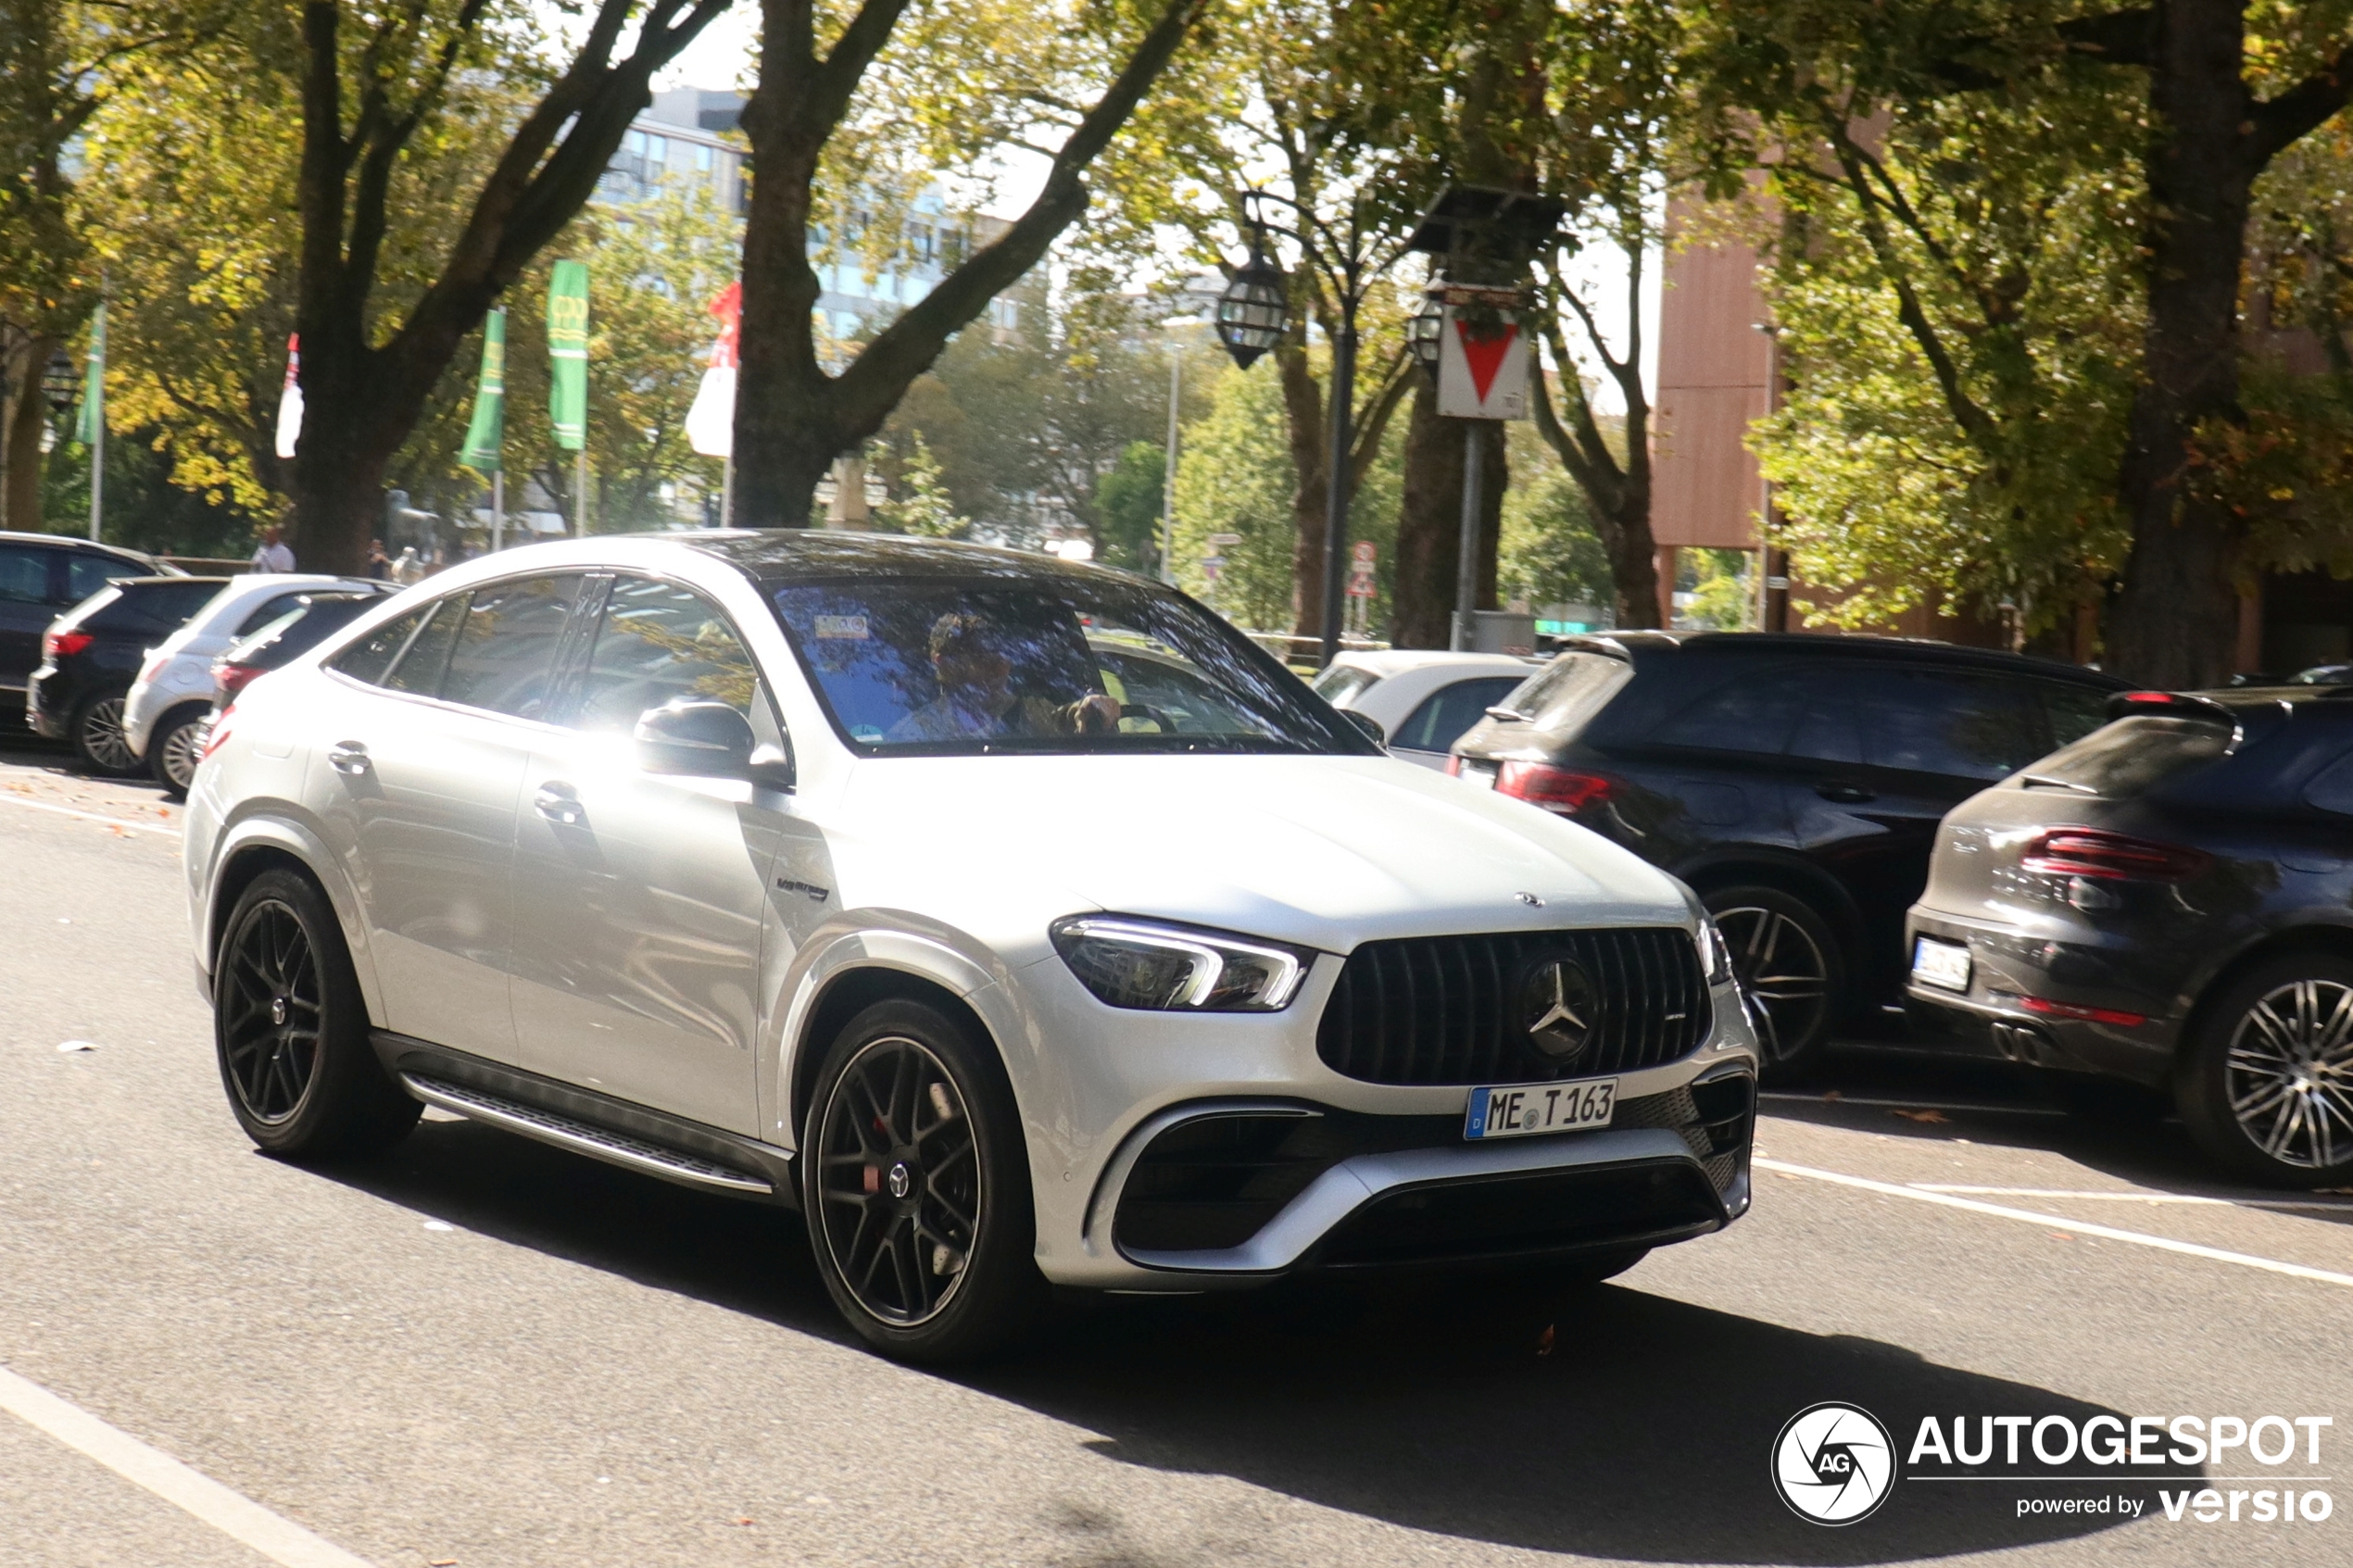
[1317,928,1709,1085]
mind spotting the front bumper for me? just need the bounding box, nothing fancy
[1905,908,2181,1084]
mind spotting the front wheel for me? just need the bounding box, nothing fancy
[214,869,420,1157]
[70,686,140,777]
[1702,884,1843,1078]
[801,998,1049,1362]
[2177,954,2353,1187]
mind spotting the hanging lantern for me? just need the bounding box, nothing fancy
[1406,291,1447,373]
[43,349,79,413]
[1214,227,1290,370]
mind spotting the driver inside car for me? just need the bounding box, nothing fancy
[887,609,1122,742]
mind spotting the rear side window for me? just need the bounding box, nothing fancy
[1848,667,2036,780]
[439,575,579,720]
[385,598,465,694]
[1313,665,1381,707]
[86,580,224,633]
[1648,664,1806,755]
[333,606,432,685]
[2020,715,2233,798]
[1514,651,1633,734]
[1392,676,1525,753]
[2035,682,2116,752]
[64,552,148,604]
[0,544,55,605]
[235,591,315,637]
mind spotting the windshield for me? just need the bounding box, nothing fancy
[769,575,1370,757]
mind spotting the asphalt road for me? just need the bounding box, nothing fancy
[3,728,2349,1568]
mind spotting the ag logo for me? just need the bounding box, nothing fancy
[1519,958,1596,1060]
[1772,1403,1895,1524]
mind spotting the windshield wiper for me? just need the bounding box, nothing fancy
[2020,772,2098,794]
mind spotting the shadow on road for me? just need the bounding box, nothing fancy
[312,1115,2185,1565]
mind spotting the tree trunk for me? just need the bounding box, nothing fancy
[2,334,59,533]
[2104,0,2257,687]
[1391,381,1506,647]
[1275,342,1330,641]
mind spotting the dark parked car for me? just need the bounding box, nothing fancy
[27,575,231,773]
[0,531,170,707]
[1450,632,2129,1071]
[209,591,396,710]
[1906,688,2353,1185]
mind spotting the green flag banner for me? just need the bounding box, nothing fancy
[547,260,589,452]
[76,302,106,445]
[459,308,508,473]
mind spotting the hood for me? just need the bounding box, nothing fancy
[824,753,1693,951]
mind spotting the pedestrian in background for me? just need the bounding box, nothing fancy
[250,525,296,573]
[366,538,392,579]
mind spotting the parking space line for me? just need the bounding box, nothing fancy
[1914,1185,2353,1213]
[0,1365,372,1568]
[0,793,179,838]
[1755,1157,2353,1290]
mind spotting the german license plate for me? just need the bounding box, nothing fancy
[1911,935,1972,993]
[1465,1076,1617,1140]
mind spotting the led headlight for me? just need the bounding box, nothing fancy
[1050,916,1310,1011]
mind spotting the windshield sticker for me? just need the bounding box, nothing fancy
[813,614,870,639]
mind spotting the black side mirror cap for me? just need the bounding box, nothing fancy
[1340,709,1387,747]
[635,699,756,778]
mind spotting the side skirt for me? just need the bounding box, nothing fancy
[369,1032,798,1208]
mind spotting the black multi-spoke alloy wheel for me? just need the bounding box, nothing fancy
[1702,884,1843,1078]
[150,706,208,795]
[214,869,420,1157]
[802,999,1047,1361]
[71,686,140,777]
[2179,953,2353,1187]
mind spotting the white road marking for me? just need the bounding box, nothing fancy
[0,1364,373,1568]
[1759,1091,2066,1116]
[0,791,179,838]
[1914,1184,2353,1213]
[1755,1157,2353,1290]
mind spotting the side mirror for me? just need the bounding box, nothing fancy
[1340,709,1387,747]
[635,699,755,778]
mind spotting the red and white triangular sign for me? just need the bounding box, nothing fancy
[1437,309,1530,420]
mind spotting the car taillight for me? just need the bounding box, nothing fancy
[2009,994,2148,1028]
[1444,755,1463,776]
[2021,828,2208,882]
[213,661,265,705]
[43,628,92,660]
[137,649,169,685]
[1496,760,1613,813]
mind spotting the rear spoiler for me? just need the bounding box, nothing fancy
[2104,690,2238,724]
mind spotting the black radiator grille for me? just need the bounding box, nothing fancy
[1315,927,1710,1085]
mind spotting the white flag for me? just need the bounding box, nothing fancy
[686,365,735,458]
[273,334,303,459]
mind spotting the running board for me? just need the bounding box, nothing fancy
[400,1073,776,1197]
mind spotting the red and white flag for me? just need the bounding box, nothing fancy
[685,282,741,458]
[272,334,303,458]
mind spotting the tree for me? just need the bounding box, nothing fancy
[730,0,1208,528]
[1094,439,1164,571]
[284,0,733,571]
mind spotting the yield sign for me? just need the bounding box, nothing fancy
[1437,307,1530,420]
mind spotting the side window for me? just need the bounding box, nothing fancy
[440,575,580,720]
[64,552,146,605]
[1649,665,1806,756]
[384,597,467,694]
[1393,676,1526,752]
[575,576,760,731]
[1851,667,2034,781]
[2037,682,2116,753]
[0,545,54,605]
[235,592,312,638]
[1784,669,1863,765]
[333,606,432,686]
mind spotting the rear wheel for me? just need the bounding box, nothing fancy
[801,998,1048,1362]
[2178,954,2353,1187]
[214,869,419,1157]
[1702,884,1843,1078]
[70,686,139,776]
[149,705,209,795]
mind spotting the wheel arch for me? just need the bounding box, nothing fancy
[205,820,384,1025]
[2174,921,2353,1083]
[1671,849,1867,953]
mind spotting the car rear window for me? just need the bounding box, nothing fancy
[1392,676,1526,752]
[2019,715,2233,798]
[1313,664,1381,707]
[1510,651,1633,734]
[83,579,224,634]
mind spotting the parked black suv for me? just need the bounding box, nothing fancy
[1451,633,2128,1070]
[0,531,170,707]
[1908,688,2353,1185]
[28,575,230,773]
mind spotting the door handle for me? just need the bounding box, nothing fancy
[327,743,371,776]
[534,784,585,826]
[1816,781,1875,804]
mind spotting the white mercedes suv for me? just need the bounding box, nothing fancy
[184,533,1757,1360]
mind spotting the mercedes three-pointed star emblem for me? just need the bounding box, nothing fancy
[1520,958,1597,1060]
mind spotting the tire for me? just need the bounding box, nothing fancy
[213,869,420,1158]
[1701,884,1843,1079]
[2176,953,2353,1187]
[70,686,140,777]
[800,998,1049,1362]
[148,705,209,796]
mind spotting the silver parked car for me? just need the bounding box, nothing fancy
[183,533,1757,1360]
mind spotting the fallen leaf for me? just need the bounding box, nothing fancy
[430,1559,459,1565]
[1822,1089,1843,1101]
[57,1040,96,1053]
[731,1517,755,1527]
[1536,1323,1554,1357]
[1893,1109,1949,1124]
[2049,1232,2073,1242]
[2317,1186,2353,1197]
